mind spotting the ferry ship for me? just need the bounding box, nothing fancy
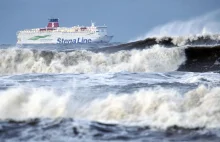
[17,18,113,44]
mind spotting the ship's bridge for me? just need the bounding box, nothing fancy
[96,26,107,34]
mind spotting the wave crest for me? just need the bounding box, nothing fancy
[1,85,220,129]
[0,46,185,74]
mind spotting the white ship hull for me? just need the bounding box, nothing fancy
[17,32,113,44]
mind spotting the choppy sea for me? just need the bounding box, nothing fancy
[1,35,220,142]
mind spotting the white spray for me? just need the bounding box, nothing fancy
[132,10,220,45]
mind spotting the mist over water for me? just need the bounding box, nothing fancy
[132,10,220,41]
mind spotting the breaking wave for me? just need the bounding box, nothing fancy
[0,46,185,74]
[106,34,220,53]
[1,85,220,129]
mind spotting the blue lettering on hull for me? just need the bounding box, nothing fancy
[57,38,92,44]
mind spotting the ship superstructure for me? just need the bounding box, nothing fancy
[17,18,113,44]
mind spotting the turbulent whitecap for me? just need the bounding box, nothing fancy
[0,46,186,74]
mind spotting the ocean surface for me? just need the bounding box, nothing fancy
[1,35,220,142]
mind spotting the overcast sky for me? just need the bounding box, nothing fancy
[0,0,220,44]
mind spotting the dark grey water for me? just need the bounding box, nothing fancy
[1,39,220,141]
